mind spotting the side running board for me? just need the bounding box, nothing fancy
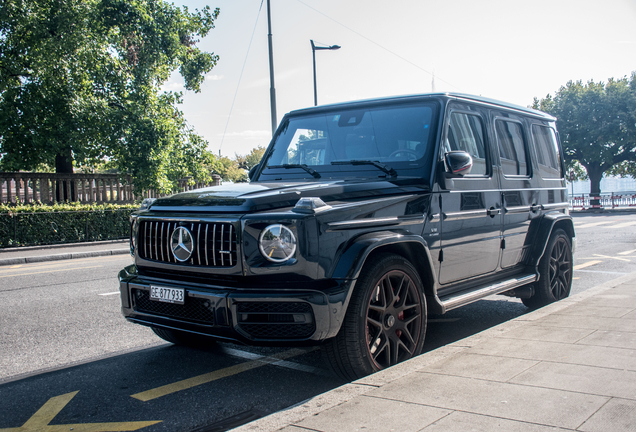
[439,274,537,313]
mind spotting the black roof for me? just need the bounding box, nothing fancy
[288,92,555,121]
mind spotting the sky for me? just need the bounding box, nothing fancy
[167,0,636,158]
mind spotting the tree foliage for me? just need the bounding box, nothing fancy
[208,146,267,183]
[533,73,636,194]
[0,0,220,193]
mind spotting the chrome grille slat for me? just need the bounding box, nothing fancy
[139,220,237,268]
[204,225,209,266]
[160,222,165,262]
[196,224,201,265]
[221,224,225,266]
[212,224,217,266]
[227,225,234,267]
[145,222,149,259]
[154,222,158,260]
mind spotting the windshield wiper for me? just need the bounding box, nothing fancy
[331,160,397,177]
[267,164,321,179]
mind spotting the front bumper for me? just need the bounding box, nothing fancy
[118,265,354,345]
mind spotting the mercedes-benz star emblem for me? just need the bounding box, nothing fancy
[171,227,194,262]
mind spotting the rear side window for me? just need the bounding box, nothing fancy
[446,112,488,175]
[496,120,530,177]
[532,125,562,178]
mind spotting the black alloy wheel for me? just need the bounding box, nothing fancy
[548,235,572,300]
[324,253,427,380]
[366,269,423,369]
[523,228,572,308]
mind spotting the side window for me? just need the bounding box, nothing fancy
[532,125,562,178]
[496,120,530,177]
[446,112,488,175]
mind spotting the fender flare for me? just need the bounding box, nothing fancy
[329,230,434,281]
[527,213,575,268]
[323,230,437,338]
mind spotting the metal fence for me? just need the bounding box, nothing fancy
[569,192,636,210]
[0,209,134,248]
[0,172,222,205]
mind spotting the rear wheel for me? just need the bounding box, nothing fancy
[324,253,427,380]
[522,228,572,309]
[152,327,217,348]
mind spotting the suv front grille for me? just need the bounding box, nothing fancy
[138,220,238,267]
[132,289,215,325]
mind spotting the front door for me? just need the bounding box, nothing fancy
[438,104,502,285]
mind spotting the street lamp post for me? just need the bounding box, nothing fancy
[311,40,340,106]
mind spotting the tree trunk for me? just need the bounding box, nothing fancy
[587,165,603,208]
[55,146,75,201]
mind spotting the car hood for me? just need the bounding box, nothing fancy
[146,178,429,213]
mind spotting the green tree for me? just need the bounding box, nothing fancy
[0,0,220,193]
[235,145,266,171]
[205,146,266,184]
[533,73,636,195]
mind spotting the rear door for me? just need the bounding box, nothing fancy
[492,112,537,269]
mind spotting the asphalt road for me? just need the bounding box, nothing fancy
[1,211,635,431]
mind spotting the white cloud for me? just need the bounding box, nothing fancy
[206,74,224,81]
[162,81,185,92]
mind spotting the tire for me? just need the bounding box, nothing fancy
[522,228,573,309]
[324,253,427,381]
[152,327,217,348]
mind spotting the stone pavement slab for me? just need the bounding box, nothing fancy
[234,272,636,432]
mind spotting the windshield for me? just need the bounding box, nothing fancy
[259,103,438,180]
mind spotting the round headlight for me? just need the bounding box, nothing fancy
[259,224,297,263]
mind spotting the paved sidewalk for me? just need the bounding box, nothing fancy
[0,239,129,266]
[235,273,636,432]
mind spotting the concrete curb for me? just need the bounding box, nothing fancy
[233,270,636,432]
[0,248,130,266]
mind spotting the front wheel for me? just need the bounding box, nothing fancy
[324,253,427,381]
[522,228,573,309]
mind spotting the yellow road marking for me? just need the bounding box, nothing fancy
[592,254,630,262]
[131,348,315,402]
[618,249,636,255]
[573,260,602,270]
[0,391,160,432]
[607,221,636,228]
[0,265,103,278]
[9,265,22,269]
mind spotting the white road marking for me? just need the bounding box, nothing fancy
[98,291,120,296]
[221,347,328,376]
[574,221,614,228]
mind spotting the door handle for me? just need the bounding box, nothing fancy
[487,207,501,217]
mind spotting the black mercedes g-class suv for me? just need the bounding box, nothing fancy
[119,93,575,380]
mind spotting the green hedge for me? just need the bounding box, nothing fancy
[0,203,139,248]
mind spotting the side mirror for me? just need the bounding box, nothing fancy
[445,151,473,177]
